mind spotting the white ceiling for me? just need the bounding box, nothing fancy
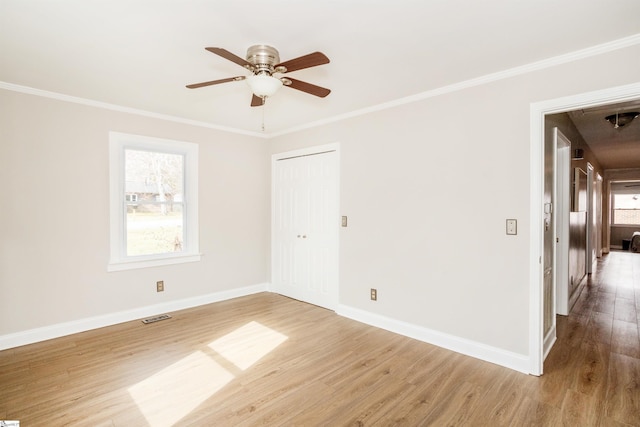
[1,0,640,138]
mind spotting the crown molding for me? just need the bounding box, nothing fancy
[0,81,268,139]
[270,33,640,137]
[3,33,639,139]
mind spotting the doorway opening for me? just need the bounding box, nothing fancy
[529,82,640,376]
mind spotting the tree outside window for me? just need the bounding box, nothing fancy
[125,149,185,256]
[109,132,199,272]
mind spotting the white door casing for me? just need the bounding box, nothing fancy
[554,128,571,316]
[596,174,603,258]
[271,144,340,310]
[542,126,560,360]
[586,163,595,274]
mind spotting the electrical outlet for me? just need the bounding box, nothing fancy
[156,281,164,292]
[370,288,377,301]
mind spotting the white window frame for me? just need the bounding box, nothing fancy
[108,132,200,272]
[610,184,640,227]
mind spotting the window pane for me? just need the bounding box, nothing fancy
[127,204,184,256]
[614,194,640,209]
[613,194,640,225]
[125,149,184,199]
[124,149,185,256]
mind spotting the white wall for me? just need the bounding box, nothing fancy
[268,44,640,357]
[0,89,269,341]
[2,41,639,368]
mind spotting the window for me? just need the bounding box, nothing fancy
[612,193,640,226]
[109,132,200,271]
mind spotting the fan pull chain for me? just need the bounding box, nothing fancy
[262,97,266,131]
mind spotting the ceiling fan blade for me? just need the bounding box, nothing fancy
[186,76,245,89]
[284,78,331,98]
[275,52,329,73]
[251,94,264,107]
[205,47,254,69]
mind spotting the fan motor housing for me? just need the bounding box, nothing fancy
[246,45,280,75]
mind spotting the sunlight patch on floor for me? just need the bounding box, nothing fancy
[209,321,289,370]
[128,350,234,427]
[127,321,288,426]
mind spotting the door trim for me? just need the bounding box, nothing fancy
[554,128,571,316]
[586,162,595,274]
[529,82,640,376]
[595,173,603,257]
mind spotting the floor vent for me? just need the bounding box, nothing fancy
[141,314,172,324]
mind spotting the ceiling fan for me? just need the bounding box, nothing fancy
[186,45,331,106]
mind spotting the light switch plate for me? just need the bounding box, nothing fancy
[506,219,517,235]
[341,216,348,227]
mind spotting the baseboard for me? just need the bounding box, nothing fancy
[543,324,557,360]
[0,283,268,351]
[569,273,588,311]
[3,287,530,374]
[336,304,530,374]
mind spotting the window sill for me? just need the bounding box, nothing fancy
[107,253,202,272]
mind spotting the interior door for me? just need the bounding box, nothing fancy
[271,145,339,310]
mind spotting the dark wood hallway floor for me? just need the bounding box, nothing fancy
[541,250,640,426]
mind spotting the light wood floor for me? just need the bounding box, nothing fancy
[1,252,639,426]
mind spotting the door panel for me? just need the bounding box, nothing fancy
[272,147,339,309]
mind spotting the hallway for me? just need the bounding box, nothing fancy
[541,250,640,425]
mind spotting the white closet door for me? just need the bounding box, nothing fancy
[272,146,339,310]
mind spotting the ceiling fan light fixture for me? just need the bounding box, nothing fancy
[246,74,283,98]
[604,111,639,129]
